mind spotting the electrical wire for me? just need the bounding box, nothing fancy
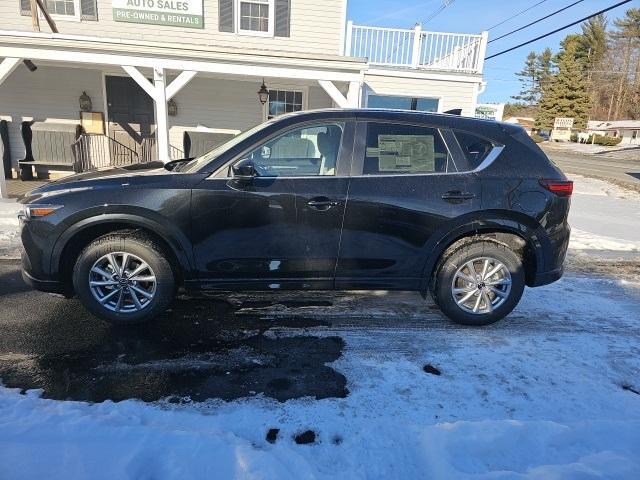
[423,0,455,25]
[489,0,585,44]
[487,0,552,31]
[485,0,632,60]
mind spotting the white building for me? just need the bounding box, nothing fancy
[587,120,640,145]
[0,0,488,182]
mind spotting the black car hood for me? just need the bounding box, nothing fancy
[20,162,170,202]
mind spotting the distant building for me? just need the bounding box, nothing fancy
[504,117,535,136]
[587,121,640,145]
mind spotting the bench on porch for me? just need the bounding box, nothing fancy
[18,122,81,180]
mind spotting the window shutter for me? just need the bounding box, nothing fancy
[20,0,31,16]
[80,0,98,21]
[274,0,291,37]
[219,0,234,32]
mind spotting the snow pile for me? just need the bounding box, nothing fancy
[0,200,21,259]
[570,228,640,252]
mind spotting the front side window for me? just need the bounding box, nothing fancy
[267,90,303,119]
[237,0,273,35]
[239,122,344,177]
[45,0,78,17]
[367,95,439,113]
[362,122,453,175]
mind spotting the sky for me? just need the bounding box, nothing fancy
[347,0,638,104]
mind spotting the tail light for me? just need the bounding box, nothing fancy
[539,179,573,197]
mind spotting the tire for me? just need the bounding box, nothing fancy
[431,240,525,326]
[72,232,175,325]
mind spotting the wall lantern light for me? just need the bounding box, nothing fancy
[257,79,269,105]
[79,91,92,112]
[168,98,178,117]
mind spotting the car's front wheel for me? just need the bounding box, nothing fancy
[73,232,175,324]
[432,240,525,326]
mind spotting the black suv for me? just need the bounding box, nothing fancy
[19,109,571,326]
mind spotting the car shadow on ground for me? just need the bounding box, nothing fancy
[0,291,348,404]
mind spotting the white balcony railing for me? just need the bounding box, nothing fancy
[345,22,488,74]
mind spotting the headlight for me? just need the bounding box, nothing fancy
[20,204,63,219]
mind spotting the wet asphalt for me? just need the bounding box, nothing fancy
[0,259,347,403]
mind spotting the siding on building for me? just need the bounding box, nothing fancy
[0,0,345,56]
[0,64,335,169]
[363,73,478,117]
[0,63,104,169]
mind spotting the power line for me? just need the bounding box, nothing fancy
[485,0,632,60]
[423,0,455,25]
[489,0,586,44]
[487,0,551,31]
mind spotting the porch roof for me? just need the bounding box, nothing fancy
[0,30,367,82]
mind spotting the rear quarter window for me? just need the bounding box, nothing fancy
[453,130,495,170]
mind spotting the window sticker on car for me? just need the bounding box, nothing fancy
[366,135,435,172]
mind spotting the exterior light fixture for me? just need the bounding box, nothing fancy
[79,91,92,112]
[257,79,269,105]
[168,98,178,116]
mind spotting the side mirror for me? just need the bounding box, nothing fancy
[232,159,258,180]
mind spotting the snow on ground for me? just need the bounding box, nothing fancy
[1,175,640,479]
[0,199,21,259]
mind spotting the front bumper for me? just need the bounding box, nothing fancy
[21,268,68,295]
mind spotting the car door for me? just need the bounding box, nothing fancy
[191,119,353,289]
[335,120,481,290]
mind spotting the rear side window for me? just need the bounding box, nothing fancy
[362,122,453,175]
[453,130,494,170]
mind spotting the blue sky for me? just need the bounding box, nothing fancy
[347,0,637,103]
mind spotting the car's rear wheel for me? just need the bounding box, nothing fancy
[73,232,175,324]
[431,240,525,326]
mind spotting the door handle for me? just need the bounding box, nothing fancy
[441,191,476,203]
[307,197,340,210]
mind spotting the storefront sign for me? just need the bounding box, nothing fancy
[112,0,204,29]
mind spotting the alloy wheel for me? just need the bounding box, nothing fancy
[88,252,157,313]
[451,257,512,314]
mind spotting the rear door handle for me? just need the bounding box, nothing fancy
[441,191,476,203]
[307,197,340,210]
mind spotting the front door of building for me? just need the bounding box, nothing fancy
[105,76,157,164]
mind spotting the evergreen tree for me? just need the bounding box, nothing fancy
[511,51,539,105]
[536,48,554,96]
[535,40,591,130]
[578,14,608,70]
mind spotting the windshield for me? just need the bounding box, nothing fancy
[177,121,275,173]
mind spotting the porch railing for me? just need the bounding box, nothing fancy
[71,134,141,172]
[345,22,488,74]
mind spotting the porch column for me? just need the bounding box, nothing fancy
[122,66,197,162]
[0,58,22,199]
[153,68,170,161]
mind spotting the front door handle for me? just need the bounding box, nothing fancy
[307,197,340,210]
[441,191,476,203]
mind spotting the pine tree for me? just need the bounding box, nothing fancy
[535,40,591,130]
[536,48,554,97]
[511,51,539,105]
[578,14,608,70]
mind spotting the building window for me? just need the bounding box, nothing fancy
[237,0,274,36]
[267,90,303,119]
[367,94,439,112]
[45,0,79,19]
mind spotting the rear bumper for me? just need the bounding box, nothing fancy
[529,266,564,287]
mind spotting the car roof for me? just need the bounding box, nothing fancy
[274,108,519,136]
